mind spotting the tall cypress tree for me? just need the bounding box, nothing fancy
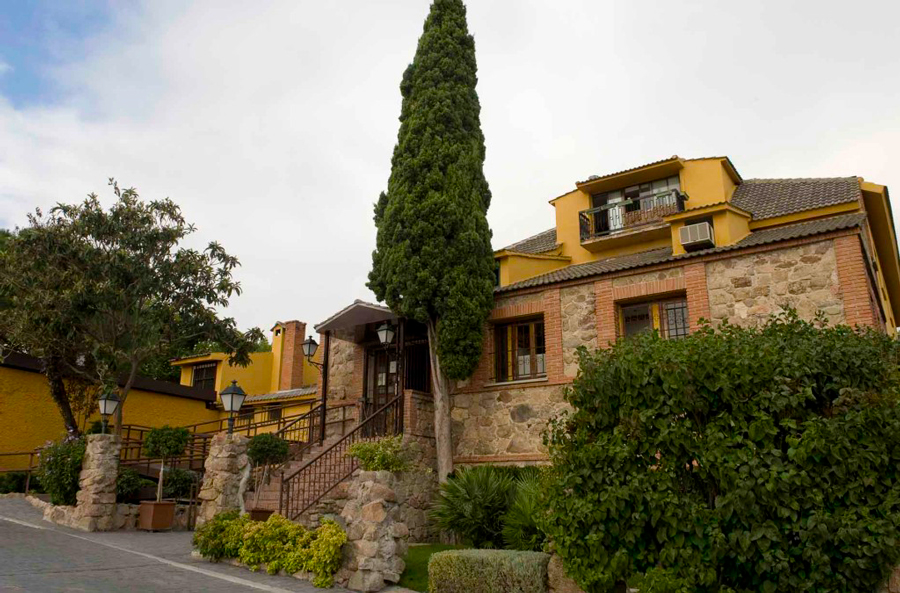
[368,0,495,481]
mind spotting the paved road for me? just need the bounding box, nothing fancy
[0,498,350,592]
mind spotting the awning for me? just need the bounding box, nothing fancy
[315,300,396,333]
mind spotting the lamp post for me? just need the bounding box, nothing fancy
[301,334,328,443]
[220,380,247,435]
[97,391,120,435]
[301,335,322,370]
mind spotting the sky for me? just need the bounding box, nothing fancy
[1,0,899,335]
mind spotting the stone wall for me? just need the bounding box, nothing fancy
[42,434,121,532]
[706,240,844,327]
[326,329,362,402]
[560,284,597,378]
[451,385,568,461]
[337,471,410,592]
[197,432,250,527]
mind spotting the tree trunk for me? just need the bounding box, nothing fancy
[157,456,166,502]
[44,355,80,438]
[114,362,140,436]
[426,319,453,482]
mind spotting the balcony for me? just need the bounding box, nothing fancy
[579,190,686,250]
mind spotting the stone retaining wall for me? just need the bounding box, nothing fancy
[337,471,410,592]
[197,432,250,528]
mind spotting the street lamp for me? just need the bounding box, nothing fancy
[97,391,120,435]
[302,335,323,371]
[220,380,247,435]
[376,322,395,346]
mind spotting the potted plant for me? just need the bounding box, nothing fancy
[246,433,289,521]
[139,426,190,530]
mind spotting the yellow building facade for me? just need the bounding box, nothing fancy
[496,155,900,332]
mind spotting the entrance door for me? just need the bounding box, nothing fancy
[372,349,398,408]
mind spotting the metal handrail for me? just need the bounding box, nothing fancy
[280,395,403,520]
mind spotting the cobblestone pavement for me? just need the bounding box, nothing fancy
[0,498,350,592]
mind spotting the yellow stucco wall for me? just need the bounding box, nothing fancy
[0,366,220,469]
[215,352,274,396]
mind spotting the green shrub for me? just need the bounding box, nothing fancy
[501,472,545,552]
[428,549,549,593]
[192,510,249,561]
[348,435,411,471]
[543,312,900,592]
[162,468,197,499]
[143,426,190,501]
[0,472,29,494]
[36,438,86,505]
[430,465,516,548]
[116,468,153,502]
[84,420,105,435]
[193,512,346,587]
[239,513,308,571]
[248,434,290,466]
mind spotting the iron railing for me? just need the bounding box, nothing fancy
[280,394,404,520]
[579,189,686,242]
[0,451,37,494]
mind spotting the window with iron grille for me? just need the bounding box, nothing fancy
[268,406,282,422]
[191,362,217,391]
[620,297,689,340]
[494,318,546,383]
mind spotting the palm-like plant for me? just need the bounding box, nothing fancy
[429,465,516,548]
[502,472,546,552]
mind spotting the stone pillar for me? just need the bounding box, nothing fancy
[337,471,410,592]
[196,432,250,528]
[45,434,121,532]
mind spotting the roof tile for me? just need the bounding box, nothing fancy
[499,228,557,254]
[732,177,860,220]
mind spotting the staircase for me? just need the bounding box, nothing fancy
[278,394,404,522]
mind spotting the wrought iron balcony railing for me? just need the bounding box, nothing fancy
[579,190,686,242]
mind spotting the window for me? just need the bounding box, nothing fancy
[620,297,689,340]
[191,362,217,391]
[494,318,546,382]
[267,406,282,422]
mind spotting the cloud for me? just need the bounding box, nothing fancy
[1,0,899,333]
[0,60,11,77]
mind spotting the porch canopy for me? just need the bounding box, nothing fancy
[315,299,397,338]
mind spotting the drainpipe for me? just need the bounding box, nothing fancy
[319,331,330,443]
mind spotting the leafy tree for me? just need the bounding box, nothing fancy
[543,313,900,592]
[0,180,264,433]
[143,425,191,502]
[367,0,495,480]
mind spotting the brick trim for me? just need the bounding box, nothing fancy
[595,279,616,347]
[489,299,544,321]
[684,262,710,331]
[835,235,879,328]
[611,276,686,301]
[454,453,549,465]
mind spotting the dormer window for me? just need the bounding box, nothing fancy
[581,176,684,242]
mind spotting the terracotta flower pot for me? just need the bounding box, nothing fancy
[139,501,176,531]
[249,508,274,522]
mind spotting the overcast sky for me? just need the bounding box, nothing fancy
[1,0,898,334]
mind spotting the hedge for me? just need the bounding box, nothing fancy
[543,312,900,592]
[428,549,549,593]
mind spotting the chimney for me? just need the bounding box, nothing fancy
[279,320,307,391]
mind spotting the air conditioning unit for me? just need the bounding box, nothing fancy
[679,222,714,250]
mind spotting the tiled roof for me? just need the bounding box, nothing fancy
[245,386,317,403]
[732,177,860,220]
[496,213,866,293]
[499,228,557,254]
[577,156,680,185]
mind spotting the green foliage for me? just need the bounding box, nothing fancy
[543,312,900,592]
[399,544,467,592]
[192,510,250,561]
[430,465,516,548]
[36,438,86,505]
[0,472,30,494]
[194,512,346,588]
[248,434,290,467]
[0,180,265,432]
[143,426,190,460]
[428,549,549,593]
[85,420,105,435]
[348,435,412,472]
[367,0,495,381]
[116,467,153,502]
[162,468,197,499]
[501,472,545,552]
